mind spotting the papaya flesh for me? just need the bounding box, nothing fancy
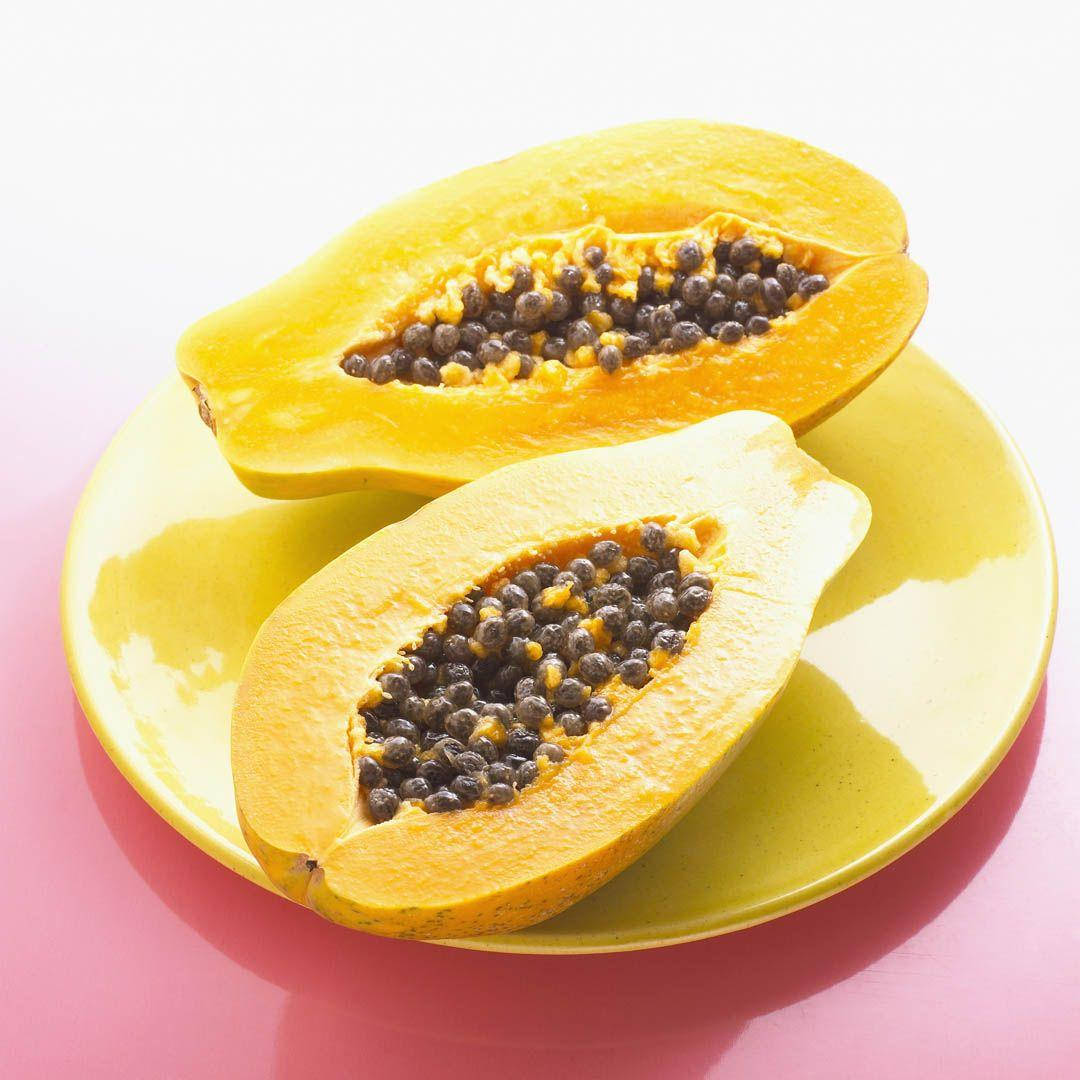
[178,120,927,498]
[232,411,870,938]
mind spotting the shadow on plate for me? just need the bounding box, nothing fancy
[75,682,1046,1078]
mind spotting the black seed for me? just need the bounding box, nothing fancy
[461,282,485,318]
[798,274,829,298]
[718,321,744,344]
[431,323,460,357]
[443,634,473,664]
[476,616,509,649]
[549,290,572,321]
[636,266,656,299]
[516,695,551,728]
[582,696,612,724]
[370,354,395,384]
[747,315,771,336]
[416,629,442,660]
[650,569,679,592]
[730,237,761,266]
[653,627,686,654]
[389,348,413,377]
[385,718,420,743]
[562,558,594,587]
[678,586,711,616]
[623,620,650,649]
[400,776,431,801]
[650,305,677,340]
[515,290,547,324]
[609,296,636,326]
[510,265,534,295]
[531,561,557,587]
[627,556,658,587]
[672,321,704,349]
[402,322,432,356]
[589,540,622,567]
[681,274,711,307]
[487,762,515,786]
[714,273,737,299]
[469,735,498,763]
[382,736,415,768]
[553,677,587,709]
[623,334,649,359]
[598,344,623,373]
[446,708,478,742]
[566,319,598,349]
[775,263,799,293]
[595,605,627,637]
[379,672,411,704]
[762,277,787,315]
[584,245,605,268]
[505,610,536,640]
[484,310,511,333]
[594,582,632,610]
[503,328,531,353]
[618,658,649,688]
[558,264,584,292]
[516,760,540,788]
[540,336,567,361]
[563,626,595,661]
[732,300,755,324]
[641,522,667,552]
[487,782,515,806]
[357,755,383,788]
[507,727,541,757]
[579,652,615,686]
[536,742,566,763]
[647,589,679,621]
[434,737,466,765]
[559,711,587,736]
[454,750,487,775]
[424,789,462,813]
[497,583,529,610]
[679,571,713,593]
[418,759,453,786]
[341,354,368,378]
[676,239,705,272]
[447,602,477,635]
[368,787,399,822]
[737,273,762,300]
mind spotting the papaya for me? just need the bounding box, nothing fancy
[232,411,869,937]
[178,120,927,499]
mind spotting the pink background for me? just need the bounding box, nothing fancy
[4,5,1078,1076]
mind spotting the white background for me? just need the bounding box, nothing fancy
[2,3,1078,1074]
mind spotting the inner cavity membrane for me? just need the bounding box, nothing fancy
[340,227,830,388]
[355,520,717,822]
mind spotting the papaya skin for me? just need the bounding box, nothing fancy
[232,411,870,938]
[177,120,926,499]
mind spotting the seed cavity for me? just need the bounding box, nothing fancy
[355,521,716,822]
[340,225,829,387]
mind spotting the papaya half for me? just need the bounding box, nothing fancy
[233,411,870,938]
[178,120,927,499]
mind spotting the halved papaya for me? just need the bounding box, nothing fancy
[178,120,927,498]
[233,411,869,937]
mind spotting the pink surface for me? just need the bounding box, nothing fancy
[1,366,1076,1079]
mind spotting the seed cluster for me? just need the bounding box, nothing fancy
[357,523,714,821]
[341,235,829,386]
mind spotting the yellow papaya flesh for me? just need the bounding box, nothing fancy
[178,120,927,498]
[232,412,870,937]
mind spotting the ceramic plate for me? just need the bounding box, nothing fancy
[62,346,1056,952]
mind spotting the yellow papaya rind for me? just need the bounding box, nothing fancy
[178,120,924,499]
[232,411,870,937]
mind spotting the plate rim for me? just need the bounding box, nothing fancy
[61,351,1058,954]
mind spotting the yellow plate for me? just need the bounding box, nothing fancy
[62,346,1056,953]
